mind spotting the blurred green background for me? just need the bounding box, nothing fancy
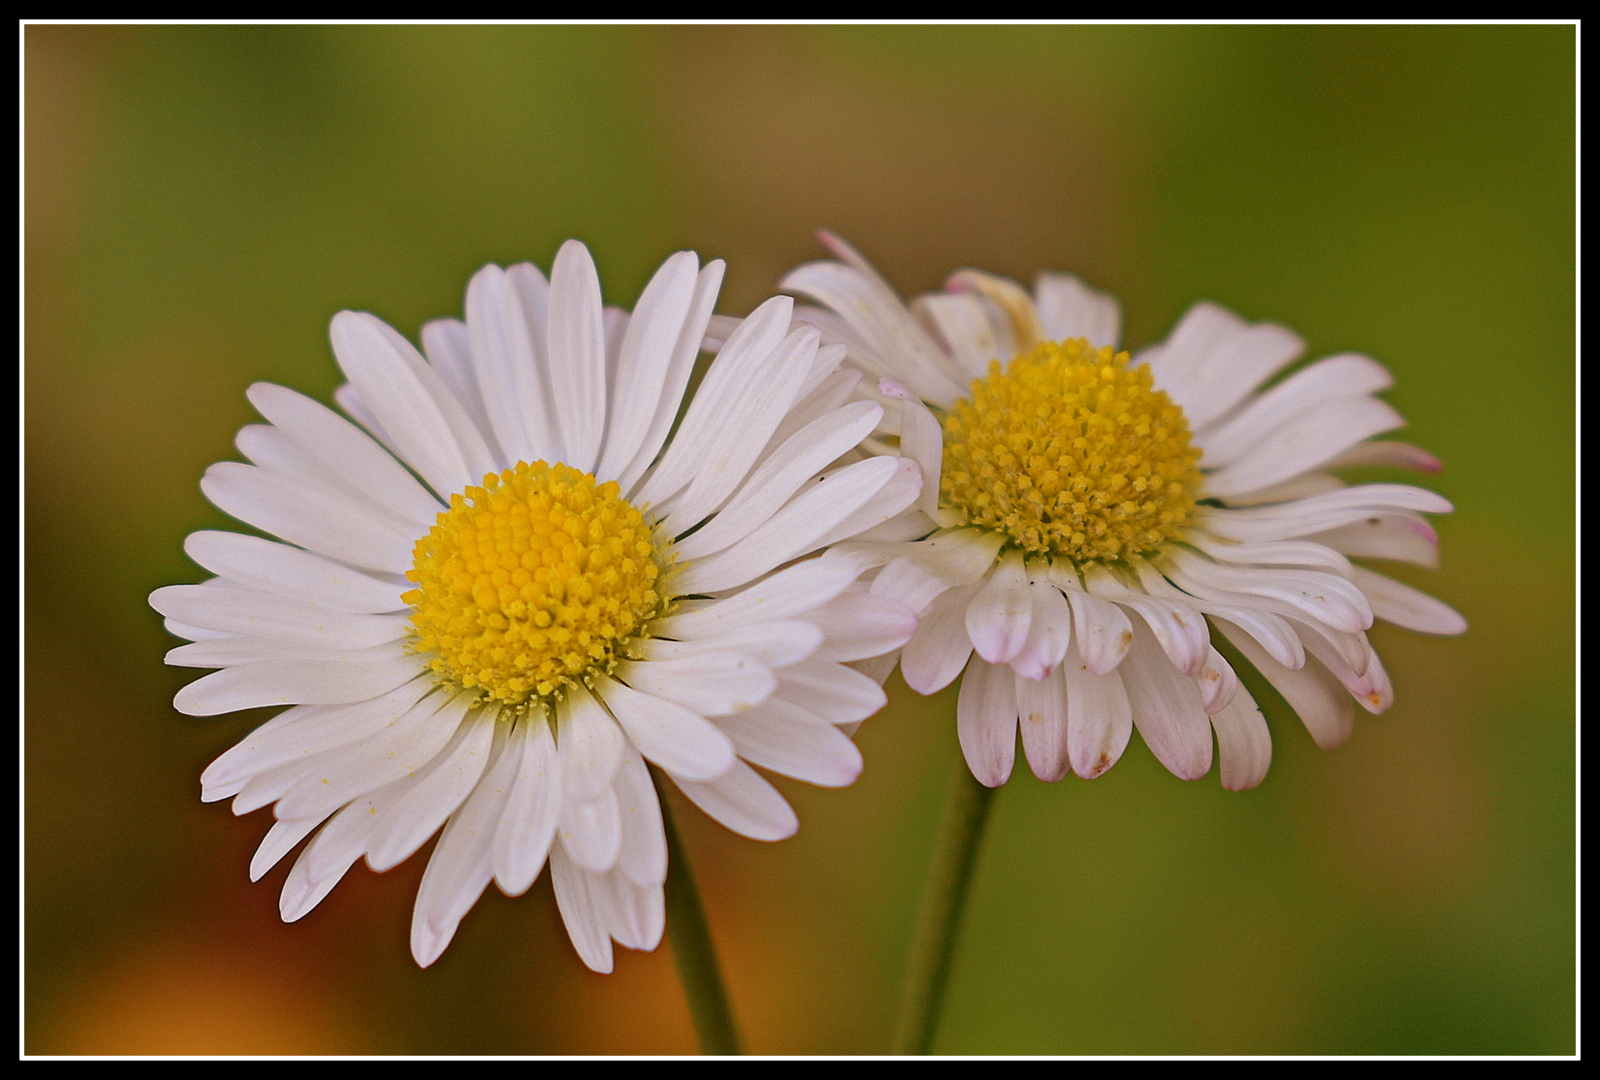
[25,25,1574,1056]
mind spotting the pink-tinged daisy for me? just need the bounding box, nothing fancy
[780,234,1466,791]
[151,241,920,971]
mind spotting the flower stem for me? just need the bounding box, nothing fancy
[891,756,998,1055]
[655,770,744,1056]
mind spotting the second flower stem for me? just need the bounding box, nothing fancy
[891,755,998,1055]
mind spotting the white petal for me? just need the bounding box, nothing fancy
[1008,571,1074,681]
[1133,559,1305,671]
[464,263,552,466]
[1120,622,1213,781]
[900,581,981,694]
[420,318,500,461]
[1323,439,1442,473]
[1196,646,1242,716]
[781,259,967,407]
[173,644,424,716]
[1195,484,1453,544]
[1293,617,1371,677]
[956,658,1018,787]
[870,527,1006,617]
[1016,664,1071,782]
[677,455,911,595]
[1193,352,1393,466]
[604,302,632,394]
[671,400,883,561]
[614,653,776,719]
[638,295,797,515]
[201,677,435,789]
[1032,272,1121,349]
[847,652,900,691]
[149,584,407,650]
[408,721,520,967]
[911,291,1004,378]
[332,383,394,458]
[249,815,322,882]
[943,269,1035,369]
[201,462,415,574]
[164,617,230,642]
[596,250,700,483]
[653,321,823,538]
[611,749,667,888]
[364,713,497,872]
[548,842,615,973]
[279,802,376,924]
[1144,303,1305,430]
[874,378,947,522]
[557,789,623,875]
[167,634,371,668]
[802,590,918,663]
[760,367,865,455]
[1307,513,1440,569]
[544,240,609,473]
[1358,648,1395,715]
[1218,471,1348,507]
[1063,644,1133,780]
[1294,622,1389,713]
[652,557,856,641]
[639,620,822,669]
[273,692,471,822]
[1216,619,1353,749]
[595,676,735,782]
[229,754,327,815]
[244,382,443,527]
[1050,562,1133,676]
[1183,534,1354,575]
[1348,565,1467,635]
[1203,396,1406,499]
[670,759,798,842]
[964,552,1032,665]
[556,683,627,803]
[1081,564,1206,676]
[183,531,407,614]
[234,422,409,522]
[616,260,726,493]
[596,872,665,954]
[1163,548,1373,636]
[212,703,323,794]
[775,659,887,726]
[328,310,494,501]
[716,699,863,787]
[805,457,923,554]
[1210,688,1272,791]
[492,719,563,897]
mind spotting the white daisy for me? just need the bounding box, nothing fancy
[776,233,1466,791]
[151,240,921,971]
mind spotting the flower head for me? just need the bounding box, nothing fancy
[152,241,919,970]
[780,233,1466,791]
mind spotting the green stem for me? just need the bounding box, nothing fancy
[891,757,998,1055]
[656,770,744,1055]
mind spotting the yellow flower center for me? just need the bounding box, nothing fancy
[402,461,671,711]
[939,339,1202,565]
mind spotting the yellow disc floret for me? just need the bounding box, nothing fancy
[403,461,671,710]
[940,339,1202,565]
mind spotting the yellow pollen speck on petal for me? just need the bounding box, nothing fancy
[939,339,1202,566]
[405,461,672,711]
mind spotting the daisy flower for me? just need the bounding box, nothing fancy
[151,240,920,971]
[779,234,1466,791]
